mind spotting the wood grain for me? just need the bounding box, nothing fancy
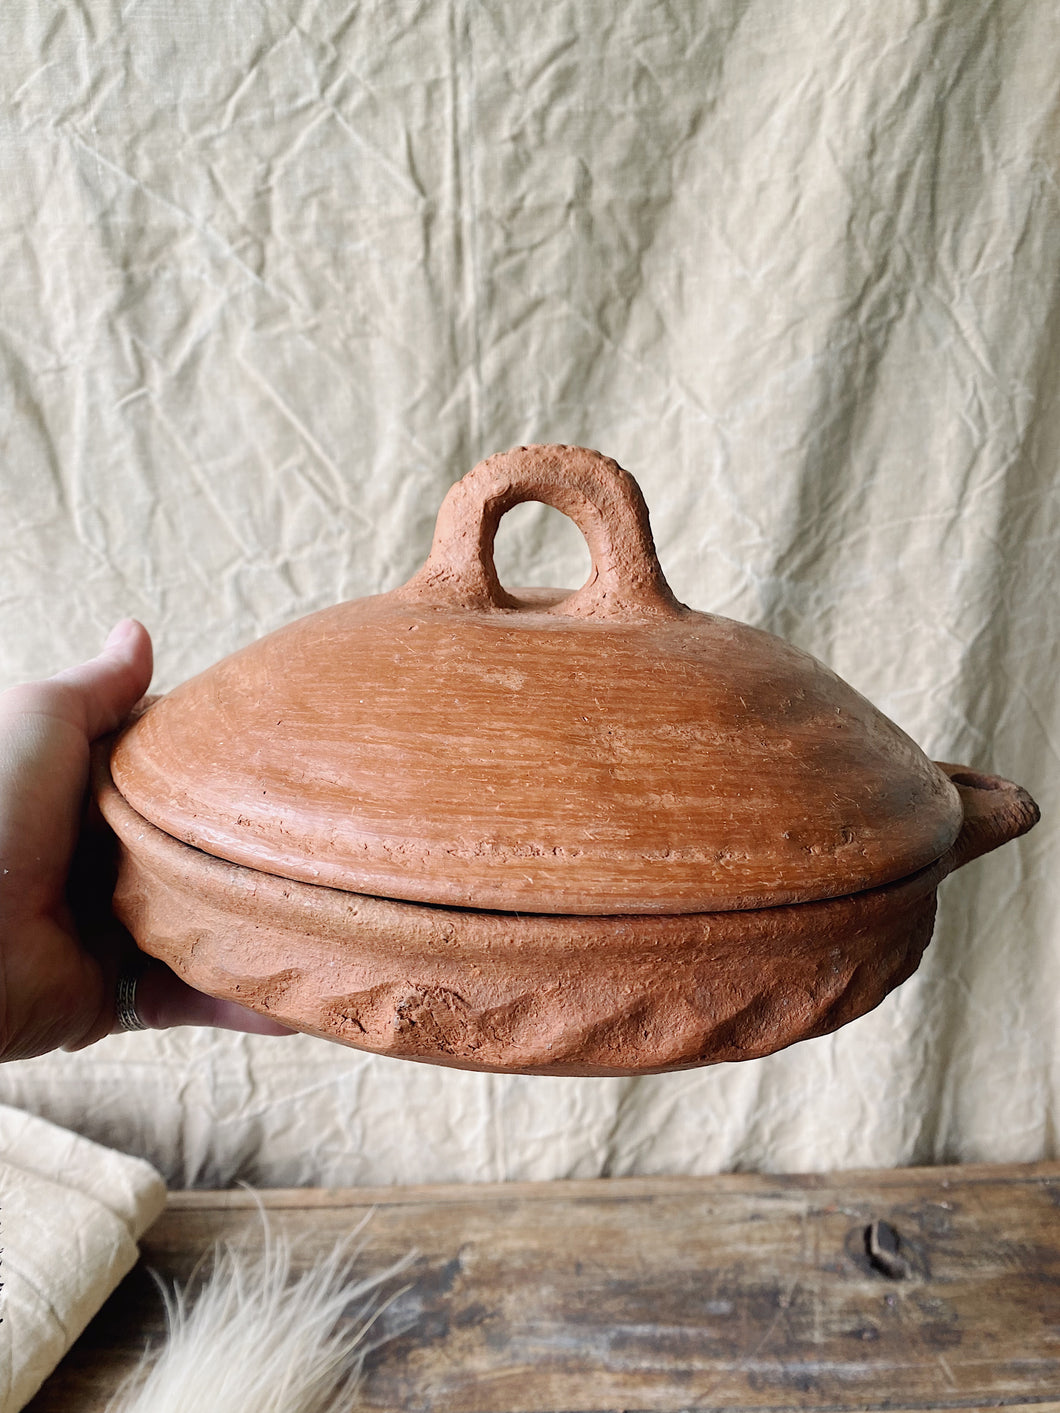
[29,1163,1060,1412]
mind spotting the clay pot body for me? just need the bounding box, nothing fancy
[98,445,1039,1075]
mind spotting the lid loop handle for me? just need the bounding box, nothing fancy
[403,444,685,621]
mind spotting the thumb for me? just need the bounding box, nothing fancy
[50,619,154,741]
[123,965,296,1037]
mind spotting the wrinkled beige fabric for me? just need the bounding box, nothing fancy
[0,1106,166,1412]
[0,0,1056,1186]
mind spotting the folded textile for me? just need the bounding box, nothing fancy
[0,1104,166,1413]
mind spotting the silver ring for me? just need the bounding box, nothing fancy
[115,969,148,1032]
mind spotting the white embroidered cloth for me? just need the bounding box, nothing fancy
[0,1105,166,1413]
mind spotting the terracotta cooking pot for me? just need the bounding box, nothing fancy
[96,445,1039,1075]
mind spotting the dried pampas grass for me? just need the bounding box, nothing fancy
[107,1219,414,1413]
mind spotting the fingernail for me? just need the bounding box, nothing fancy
[104,619,137,652]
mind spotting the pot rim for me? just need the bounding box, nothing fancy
[96,750,1035,937]
[94,751,1038,1075]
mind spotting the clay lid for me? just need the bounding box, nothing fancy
[111,444,963,916]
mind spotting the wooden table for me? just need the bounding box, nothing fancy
[30,1163,1060,1412]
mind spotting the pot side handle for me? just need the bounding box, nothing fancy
[401,443,686,622]
[936,762,1040,873]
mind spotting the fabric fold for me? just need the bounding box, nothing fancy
[0,1104,167,1413]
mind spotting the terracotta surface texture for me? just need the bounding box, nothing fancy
[111,445,965,916]
[99,445,1040,1074]
[97,757,1037,1076]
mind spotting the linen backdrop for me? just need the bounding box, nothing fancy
[0,0,1056,1187]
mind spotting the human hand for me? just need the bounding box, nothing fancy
[0,619,293,1062]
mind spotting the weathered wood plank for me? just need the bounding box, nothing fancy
[29,1164,1060,1412]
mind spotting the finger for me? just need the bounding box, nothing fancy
[131,964,295,1036]
[50,619,154,741]
[0,622,151,913]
